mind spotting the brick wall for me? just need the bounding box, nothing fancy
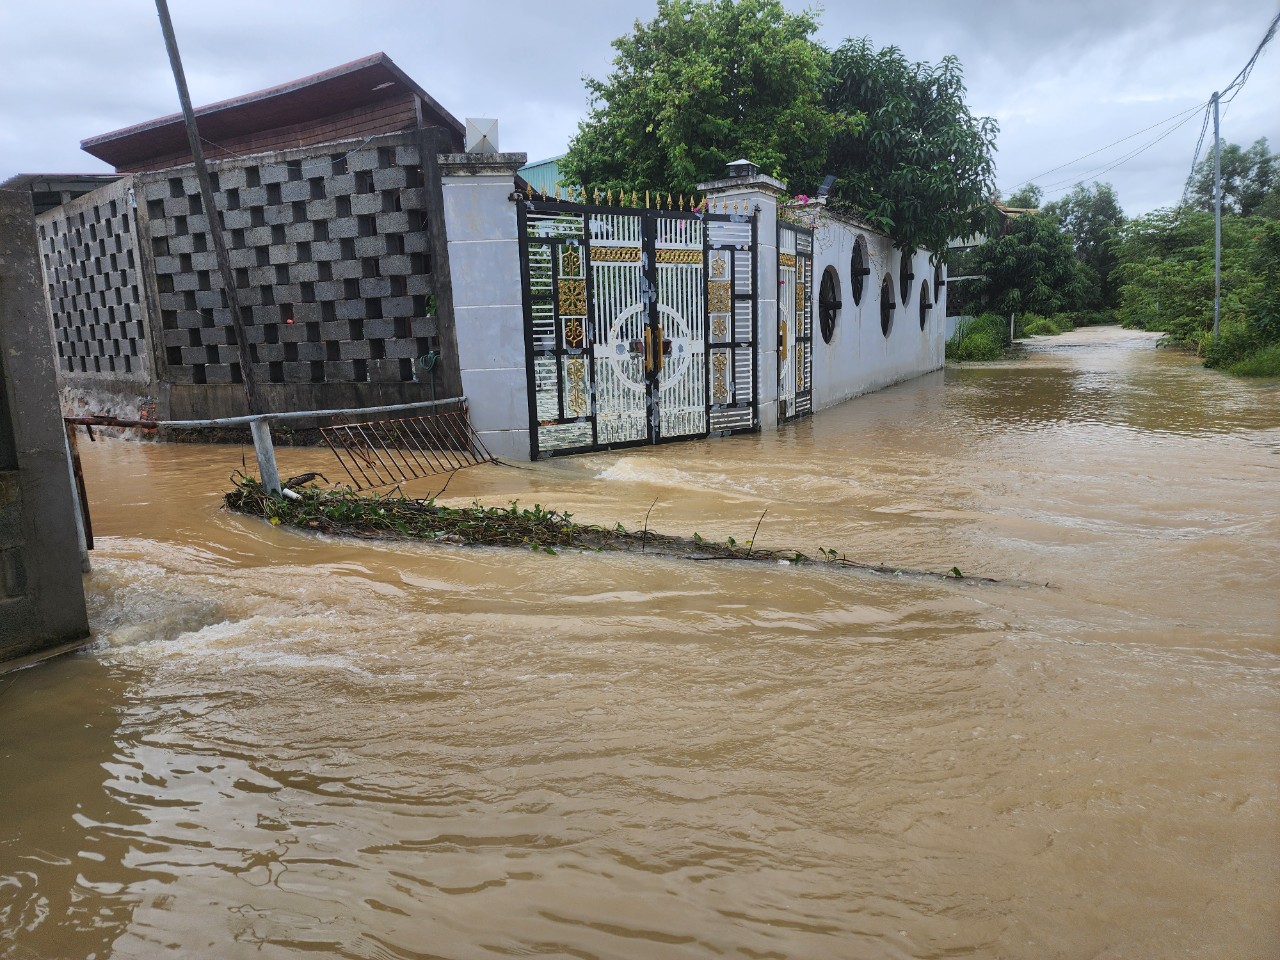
[35,178,152,381]
[137,133,439,390]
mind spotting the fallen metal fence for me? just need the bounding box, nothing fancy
[320,400,491,491]
[63,397,493,549]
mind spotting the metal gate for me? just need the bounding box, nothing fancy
[520,198,758,458]
[777,223,814,422]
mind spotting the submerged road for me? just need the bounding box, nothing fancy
[2,327,1277,958]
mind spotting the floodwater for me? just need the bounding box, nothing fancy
[2,327,1277,959]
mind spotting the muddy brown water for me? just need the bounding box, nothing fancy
[2,327,1277,959]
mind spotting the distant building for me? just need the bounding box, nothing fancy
[81,53,463,173]
[517,155,565,195]
[27,53,470,424]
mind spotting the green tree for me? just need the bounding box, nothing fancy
[1190,138,1278,218]
[1115,208,1277,359]
[971,212,1085,317]
[1043,181,1125,309]
[1004,184,1043,209]
[561,0,838,194]
[824,38,1000,256]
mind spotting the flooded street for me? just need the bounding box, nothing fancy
[2,327,1277,958]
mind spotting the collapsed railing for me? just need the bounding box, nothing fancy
[63,397,493,551]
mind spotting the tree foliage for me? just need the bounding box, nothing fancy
[1115,208,1280,368]
[1043,182,1125,309]
[824,38,1000,256]
[1004,184,1043,209]
[560,0,837,194]
[970,213,1085,317]
[562,3,999,256]
[1190,138,1278,218]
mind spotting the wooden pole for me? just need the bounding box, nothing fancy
[153,0,265,414]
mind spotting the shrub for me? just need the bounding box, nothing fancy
[1227,342,1280,377]
[1201,320,1263,369]
[946,311,1011,361]
[1023,317,1060,336]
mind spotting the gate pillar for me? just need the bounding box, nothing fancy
[439,151,532,460]
[698,163,785,429]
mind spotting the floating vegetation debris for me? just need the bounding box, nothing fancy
[225,476,1002,584]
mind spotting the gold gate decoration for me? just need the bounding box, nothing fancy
[519,191,758,457]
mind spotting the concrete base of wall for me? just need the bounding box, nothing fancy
[0,634,97,677]
[1,188,91,666]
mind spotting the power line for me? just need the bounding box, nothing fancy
[1009,11,1279,201]
[1009,101,1206,191]
[1038,107,1205,197]
[1177,102,1214,209]
[1221,11,1279,98]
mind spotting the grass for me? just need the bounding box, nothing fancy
[1226,341,1280,377]
[225,477,998,583]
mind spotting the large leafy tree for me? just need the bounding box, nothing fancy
[1190,138,1277,218]
[824,38,1000,256]
[1043,182,1125,309]
[561,0,838,194]
[971,213,1085,317]
[1115,208,1277,352]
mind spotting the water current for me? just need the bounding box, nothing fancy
[2,327,1277,958]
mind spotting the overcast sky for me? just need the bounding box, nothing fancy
[2,1,1276,216]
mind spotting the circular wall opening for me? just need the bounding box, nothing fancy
[819,265,841,343]
[899,251,914,306]
[880,273,895,338]
[850,235,869,306]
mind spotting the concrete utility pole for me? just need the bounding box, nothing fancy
[1212,90,1222,342]
[154,0,264,413]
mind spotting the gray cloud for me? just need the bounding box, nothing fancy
[2,1,1276,216]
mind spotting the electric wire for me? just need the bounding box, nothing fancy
[1037,107,1205,197]
[1008,101,1207,192]
[1220,11,1279,99]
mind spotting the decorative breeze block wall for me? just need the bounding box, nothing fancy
[36,178,151,380]
[138,134,438,387]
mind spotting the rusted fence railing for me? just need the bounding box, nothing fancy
[320,399,491,491]
[64,397,492,532]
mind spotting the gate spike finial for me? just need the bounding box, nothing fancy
[631,190,637,207]
[554,185,562,200]
[607,188,614,206]
[679,194,685,211]
[593,188,600,204]
[645,190,650,209]
[667,192,673,210]
[580,185,586,203]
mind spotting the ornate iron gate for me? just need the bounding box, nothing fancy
[777,223,814,422]
[520,198,757,458]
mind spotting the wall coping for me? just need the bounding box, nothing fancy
[697,173,788,195]
[439,152,528,177]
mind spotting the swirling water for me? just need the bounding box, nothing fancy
[2,328,1277,959]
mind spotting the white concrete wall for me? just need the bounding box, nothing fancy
[808,214,946,413]
[440,154,530,460]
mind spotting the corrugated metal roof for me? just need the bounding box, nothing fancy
[518,155,564,194]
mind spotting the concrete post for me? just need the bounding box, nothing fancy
[438,152,530,460]
[249,419,282,495]
[0,189,91,669]
[699,167,786,429]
